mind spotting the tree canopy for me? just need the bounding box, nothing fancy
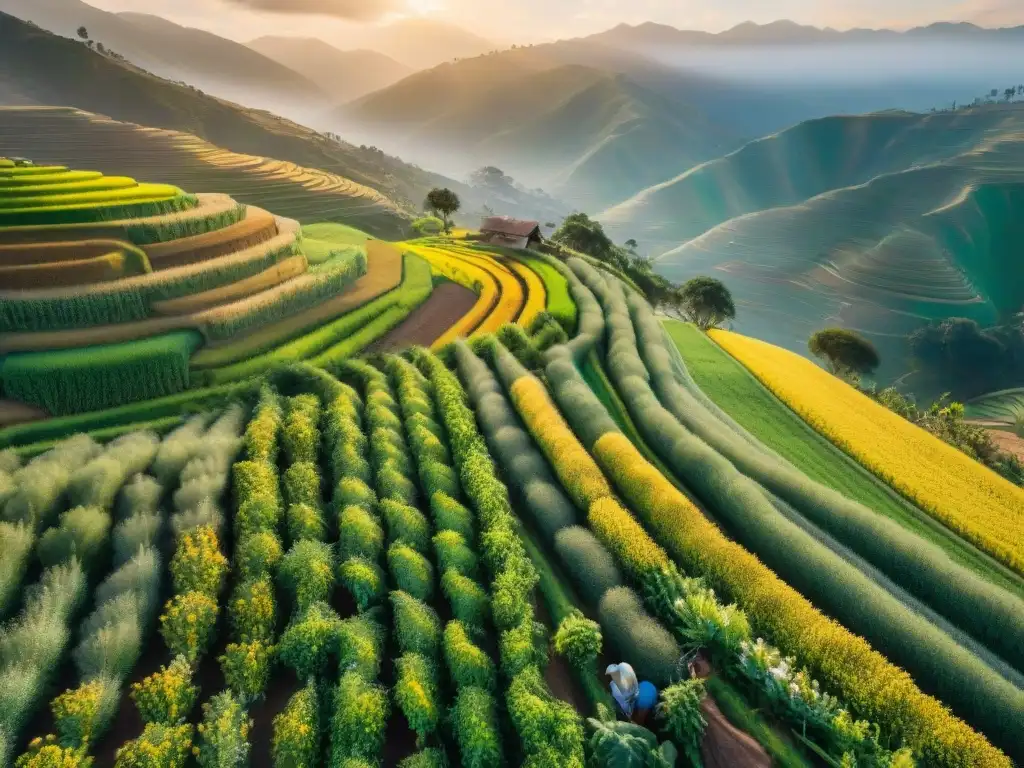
[425,188,461,233]
[809,328,880,379]
[661,277,736,330]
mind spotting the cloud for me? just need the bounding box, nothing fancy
[220,0,401,20]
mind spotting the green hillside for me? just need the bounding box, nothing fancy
[599,107,1024,380]
[336,57,736,208]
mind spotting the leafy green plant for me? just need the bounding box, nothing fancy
[395,653,440,744]
[272,680,319,768]
[337,506,384,561]
[451,686,503,768]
[338,614,386,680]
[279,540,335,614]
[656,679,707,766]
[442,621,495,692]
[194,691,251,768]
[338,556,387,612]
[114,722,194,767]
[553,611,602,671]
[219,641,273,704]
[235,532,283,583]
[586,710,677,768]
[329,671,389,763]
[277,602,342,679]
[388,543,434,602]
[429,492,474,540]
[432,530,478,577]
[441,571,488,628]
[391,591,441,658]
[383,500,431,554]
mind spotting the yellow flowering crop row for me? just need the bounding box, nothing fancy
[438,246,523,333]
[711,329,1024,576]
[592,430,1010,768]
[508,376,612,509]
[446,243,546,329]
[405,244,498,347]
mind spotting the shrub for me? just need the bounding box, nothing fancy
[334,478,376,514]
[391,591,441,658]
[656,680,707,766]
[287,502,328,543]
[159,592,219,664]
[338,615,386,680]
[74,615,141,681]
[36,506,111,570]
[441,571,489,628]
[553,611,602,671]
[552,526,623,607]
[279,540,335,614]
[0,522,33,616]
[130,656,197,725]
[233,499,278,539]
[194,691,251,768]
[277,602,342,679]
[451,687,503,768]
[519,480,577,542]
[15,738,93,768]
[243,387,282,463]
[507,667,585,763]
[377,464,417,505]
[235,531,283,582]
[388,543,434,602]
[443,621,495,692]
[598,588,679,688]
[228,578,276,644]
[433,530,479,577]
[337,506,384,561]
[284,461,322,508]
[232,461,280,516]
[500,610,546,678]
[338,557,387,612]
[329,671,389,763]
[114,722,194,768]
[272,681,318,768]
[490,557,537,631]
[399,749,447,768]
[420,460,459,500]
[113,514,162,566]
[219,641,273,704]
[283,395,321,465]
[383,500,430,553]
[331,444,372,487]
[395,653,440,744]
[51,677,119,748]
[430,492,474,540]
[170,526,227,597]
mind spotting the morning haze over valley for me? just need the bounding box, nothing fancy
[0,0,1022,767]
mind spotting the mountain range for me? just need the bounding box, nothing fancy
[246,37,412,103]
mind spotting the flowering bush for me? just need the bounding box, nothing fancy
[235,532,283,582]
[15,736,93,768]
[170,526,227,598]
[159,592,219,664]
[338,556,387,612]
[443,621,495,692]
[277,602,342,679]
[272,681,318,768]
[394,653,440,744]
[278,540,335,614]
[553,611,602,671]
[194,691,251,768]
[329,671,389,762]
[229,578,277,644]
[130,656,197,725]
[51,677,119,747]
[219,641,273,704]
[114,722,193,767]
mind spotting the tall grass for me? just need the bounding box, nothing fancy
[0,191,195,227]
[0,331,203,417]
[3,434,101,530]
[125,203,245,246]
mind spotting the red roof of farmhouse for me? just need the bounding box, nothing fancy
[480,216,540,237]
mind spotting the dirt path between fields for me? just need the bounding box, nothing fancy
[367,281,476,353]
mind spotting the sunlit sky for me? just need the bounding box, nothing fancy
[82,0,1024,44]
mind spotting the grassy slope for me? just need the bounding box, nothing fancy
[666,320,1024,598]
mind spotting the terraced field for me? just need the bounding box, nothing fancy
[967,388,1024,425]
[0,108,411,238]
[1,154,1021,768]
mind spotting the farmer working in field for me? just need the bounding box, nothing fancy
[606,662,658,724]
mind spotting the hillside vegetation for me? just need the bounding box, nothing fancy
[599,107,1024,380]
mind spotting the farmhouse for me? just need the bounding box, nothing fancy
[479,215,542,250]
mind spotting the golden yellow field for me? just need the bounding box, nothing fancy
[711,329,1024,575]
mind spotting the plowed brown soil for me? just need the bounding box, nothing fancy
[367,281,476,353]
[0,398,49,427]
[146,206,278,269]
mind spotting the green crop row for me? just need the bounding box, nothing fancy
[0,191,196,227]
[557,258,1018,766]
[414,348,585,766]
[0,331,204,416]
[0,183,182,210]
[0,176,140,197]
[0,239,299,332]
[124,203,246,246]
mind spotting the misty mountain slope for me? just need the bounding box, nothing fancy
[336,54,737,207]
[625,106,1024,381]
[360,19,495,70]
[247,36,412,102]
[0,0,326,113]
